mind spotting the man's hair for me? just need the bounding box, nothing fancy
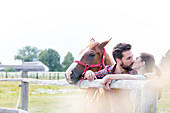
[112,43,132,62]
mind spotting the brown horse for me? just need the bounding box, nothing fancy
[65,38,114,113]
[65,38,114,84]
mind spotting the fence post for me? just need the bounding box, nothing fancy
[36,72,38,79]
[21,70,29,111]
[49,73,51,80]
[152,89,158,113]
[5,72,8,78]
[57,73,59,80]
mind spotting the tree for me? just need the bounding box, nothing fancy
[4,66,16,72]
[14,46,40,62]
[62,52,74,71]
[159,49,170,72]
[38,48,62,71]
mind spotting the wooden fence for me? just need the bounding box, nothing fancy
[0,107,28,113]
[0,71,162,113]
[0,71,65,80]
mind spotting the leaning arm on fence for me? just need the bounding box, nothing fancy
[85,66,114,81]
[100,74,146,90]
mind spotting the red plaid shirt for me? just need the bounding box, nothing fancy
[94,64,137,79]
[94,64,138,113]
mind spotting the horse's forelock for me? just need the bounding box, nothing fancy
[90,42,99,49]
[78,47,90,61]
[79,42,99,55]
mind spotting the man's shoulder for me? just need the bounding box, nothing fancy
[105,65,115,70]
[105,65,116,74]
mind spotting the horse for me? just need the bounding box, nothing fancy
[65,38,114,84]
[65,38,114,113]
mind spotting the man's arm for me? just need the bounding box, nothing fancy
[85,66,113,81]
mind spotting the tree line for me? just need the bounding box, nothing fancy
[159,49,170,73]
[14,46,74,72]
[1,46,170,73]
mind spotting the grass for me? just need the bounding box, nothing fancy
[28,95,85,113]
[0,81,170,113]
[158,85,170,113]
[0,82,20,108]
[0,81,86,113]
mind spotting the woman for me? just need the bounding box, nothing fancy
[100,52,163,101]
[99,52,162,113]
[100,52,162,85]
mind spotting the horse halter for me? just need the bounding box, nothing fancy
[74,48,106,79]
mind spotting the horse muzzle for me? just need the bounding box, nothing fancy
[65,70,81,84]
[65,71,73,84]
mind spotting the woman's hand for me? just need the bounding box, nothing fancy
[100,76,109,85]
[84,70,97,81]
[100,76,112,90]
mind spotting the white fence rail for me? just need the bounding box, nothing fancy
[0,72,66,80]
[0,107,28,113]
[0,71,162,113]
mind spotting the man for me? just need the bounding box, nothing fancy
[85,43,135,90]
[84,43,136,113]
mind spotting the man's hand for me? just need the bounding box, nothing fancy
[84,70,97,81]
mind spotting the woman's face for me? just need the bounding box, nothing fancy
[132,56,144,70]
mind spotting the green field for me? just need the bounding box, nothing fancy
[0,81,170,113]
[0,81,86,113]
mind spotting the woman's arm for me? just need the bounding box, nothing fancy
[100,74,138,85]
[100,74,146,90]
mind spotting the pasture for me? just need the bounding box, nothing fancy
[0,81,170,113]
[0,81,85,113]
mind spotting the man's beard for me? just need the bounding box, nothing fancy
[120,61,133,71]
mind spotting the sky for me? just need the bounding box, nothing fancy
[0,0,170,65]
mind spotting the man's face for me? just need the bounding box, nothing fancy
[120,50,134,71]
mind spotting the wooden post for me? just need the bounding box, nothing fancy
[21,70,29,111]
[43,72,45,78]
[5,72,8,78]
[57,73,59,80]
[49,73,51,80]
[152,89,158,113]
[15,72,17,78]
[36,72,38,79]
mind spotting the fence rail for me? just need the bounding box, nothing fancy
[0,71,164,113]
[0,72,66,80]
[0,107,28,113]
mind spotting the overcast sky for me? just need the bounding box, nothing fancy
[0,0,170,65]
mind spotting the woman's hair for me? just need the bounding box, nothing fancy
[140,53,161,77]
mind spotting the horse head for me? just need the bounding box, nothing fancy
[65,38,113,84]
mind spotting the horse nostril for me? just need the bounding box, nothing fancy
[71,71,74,76]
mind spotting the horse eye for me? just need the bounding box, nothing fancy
[89,52,95,57]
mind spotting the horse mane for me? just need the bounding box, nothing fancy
[79,41,99,55]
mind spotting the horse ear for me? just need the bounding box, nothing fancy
[98,38,112,49]
[90,38,95,42]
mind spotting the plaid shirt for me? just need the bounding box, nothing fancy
[94,64,137,79]
[94,64,137,113]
